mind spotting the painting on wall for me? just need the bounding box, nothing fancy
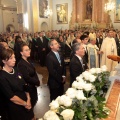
[115,0,120,22]
[39,0,48,18]
[85,0,92,20]
[56,3,68,24]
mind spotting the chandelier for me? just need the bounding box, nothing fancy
[104,0,115,12]
[44,6,52,18]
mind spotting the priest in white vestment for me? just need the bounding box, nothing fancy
[100,30,118,71]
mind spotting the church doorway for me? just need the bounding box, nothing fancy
[6,24,15,32]
[41,22,48,31]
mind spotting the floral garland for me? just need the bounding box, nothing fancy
[39,65,110,120]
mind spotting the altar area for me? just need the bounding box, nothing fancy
[34,65,120,120]
[69,0,111,30]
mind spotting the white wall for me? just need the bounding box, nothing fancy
[0,0,18,32]
[52,0,72,30]
[2,10,18,31]
[38,0,52,31]
[110,12,120,30]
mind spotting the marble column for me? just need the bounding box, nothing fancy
[101,0,105,22]
[0,2,3,32]
[31,0,39,32]
[92,0,95,22]
[16,0,23,32]
[71,0,77,24]
[76,0,81,22]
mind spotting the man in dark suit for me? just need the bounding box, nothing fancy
[70,43,88,86]
[80,34,89,63]
[46,39,66,101]
[36,32,48,67]
[96,32,103,50]
[96,32,103,67]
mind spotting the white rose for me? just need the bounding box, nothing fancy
[58,95,72,107]
[76,90,87,100]
[96,68,102,74]
[61,109,74,120]
[101,65,107,72]
[76,75,83,82]
[57,95,65,105]
[44,110,60,120]
[66,88,77,98]
[83,83,94,91]
[82,71,91,80]
[88,74,96,82]
[63,96,72,107]
[89,68,96,74]
[55,96,61,102]
[76,81,86,90]
[49,100,59,111]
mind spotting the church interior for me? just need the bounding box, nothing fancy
[1,0,120,120]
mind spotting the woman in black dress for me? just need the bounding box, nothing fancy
[0,48,34,120]
[0,42,9,120]
[17,43,40,119]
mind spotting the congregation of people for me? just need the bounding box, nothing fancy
[0,28,120,120]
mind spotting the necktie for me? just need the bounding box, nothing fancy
[81,58,84,70]
[56,52,61,64]
[40,37,43,42]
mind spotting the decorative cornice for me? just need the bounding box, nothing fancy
[1,5,17,11]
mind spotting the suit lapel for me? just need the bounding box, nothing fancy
[51,51,60,65]
[75,56,84,71]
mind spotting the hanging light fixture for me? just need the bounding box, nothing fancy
[44,6,52,18]
[104,0,115,12]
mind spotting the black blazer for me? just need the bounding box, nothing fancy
[17,58,40,86]
[36,37,48,52]
[70,55,88,86]
[46,51,66,89]
[96,37,103,49]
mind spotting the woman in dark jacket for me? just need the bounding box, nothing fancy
[0,48,34,120]
[17,43,40,119]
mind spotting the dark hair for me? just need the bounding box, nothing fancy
[83,31,89,36]
[19,42,28,52]
[0,42,6,56]
[15,36,21,43]
[72,39,78,45]
[80,35,88,40]
[1,48,14,61]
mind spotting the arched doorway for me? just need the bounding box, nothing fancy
[41,22,48,31]
[6,24,15,32]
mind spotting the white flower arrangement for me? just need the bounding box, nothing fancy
[41,65,110,120]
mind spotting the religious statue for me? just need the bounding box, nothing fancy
[86,0,92,20]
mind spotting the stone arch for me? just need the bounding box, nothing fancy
[6,24,15,32]
[41,22,48,32]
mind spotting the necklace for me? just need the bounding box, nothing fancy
[3,67,15,74]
